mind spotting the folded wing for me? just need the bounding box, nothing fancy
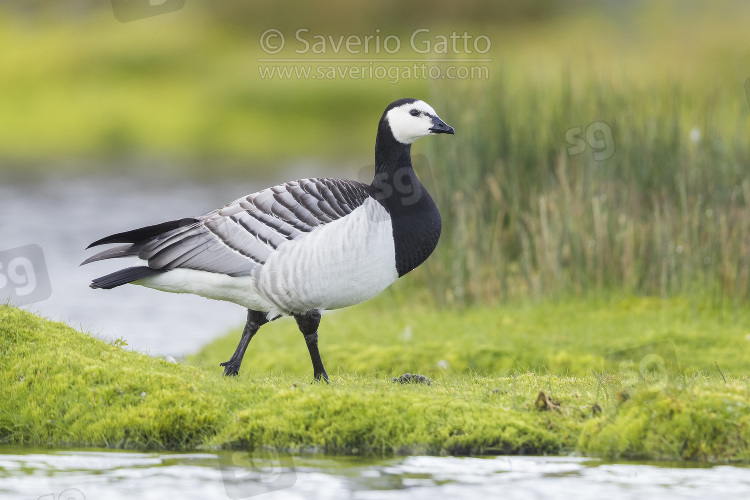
[84,178,373,280]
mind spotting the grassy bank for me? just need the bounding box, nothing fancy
[0,12,418,174]
[3,2,750,175]
[2,298,749,461]
[190,290,750,378]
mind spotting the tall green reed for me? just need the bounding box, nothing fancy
[419,68,750,307]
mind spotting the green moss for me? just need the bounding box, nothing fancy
[2,300,748,461]
[0,305,226,448]
[579,381,750,461]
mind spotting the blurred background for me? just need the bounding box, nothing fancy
[2,0,750,354]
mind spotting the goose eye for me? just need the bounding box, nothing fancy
[409,109,420,117]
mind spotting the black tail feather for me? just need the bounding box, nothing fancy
[90,266,167,290]
[80,243,142,266]
[86,218,199,249]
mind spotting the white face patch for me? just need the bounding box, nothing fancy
[386,100,443,144]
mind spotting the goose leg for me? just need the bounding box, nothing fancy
[221,309,268,376]
[294,310,329,383]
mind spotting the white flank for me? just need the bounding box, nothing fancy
[136,197,398,318]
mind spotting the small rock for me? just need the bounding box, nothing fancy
[535,391,561,412]
[392,373,431,385]
[140,392,147,398]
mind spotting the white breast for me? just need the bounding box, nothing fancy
[136,197,398,317]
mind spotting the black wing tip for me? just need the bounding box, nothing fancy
[86,218,200,249]
[86,237,110,250]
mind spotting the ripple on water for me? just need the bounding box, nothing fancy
[0,448,748,500]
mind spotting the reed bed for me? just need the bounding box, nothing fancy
[421,69,750,307]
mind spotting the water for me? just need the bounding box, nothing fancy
[1,448,748,500]
[0,173,286,357]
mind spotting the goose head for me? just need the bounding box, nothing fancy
[382,98,454,145]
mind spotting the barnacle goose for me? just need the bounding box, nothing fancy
[82,98,454,381]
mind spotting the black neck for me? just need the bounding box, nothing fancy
[374,123,412,177]
[370,120,442,277]
[371,120,423,213]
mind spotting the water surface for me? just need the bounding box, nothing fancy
[1,448,747,500]
[0,173,286,357]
